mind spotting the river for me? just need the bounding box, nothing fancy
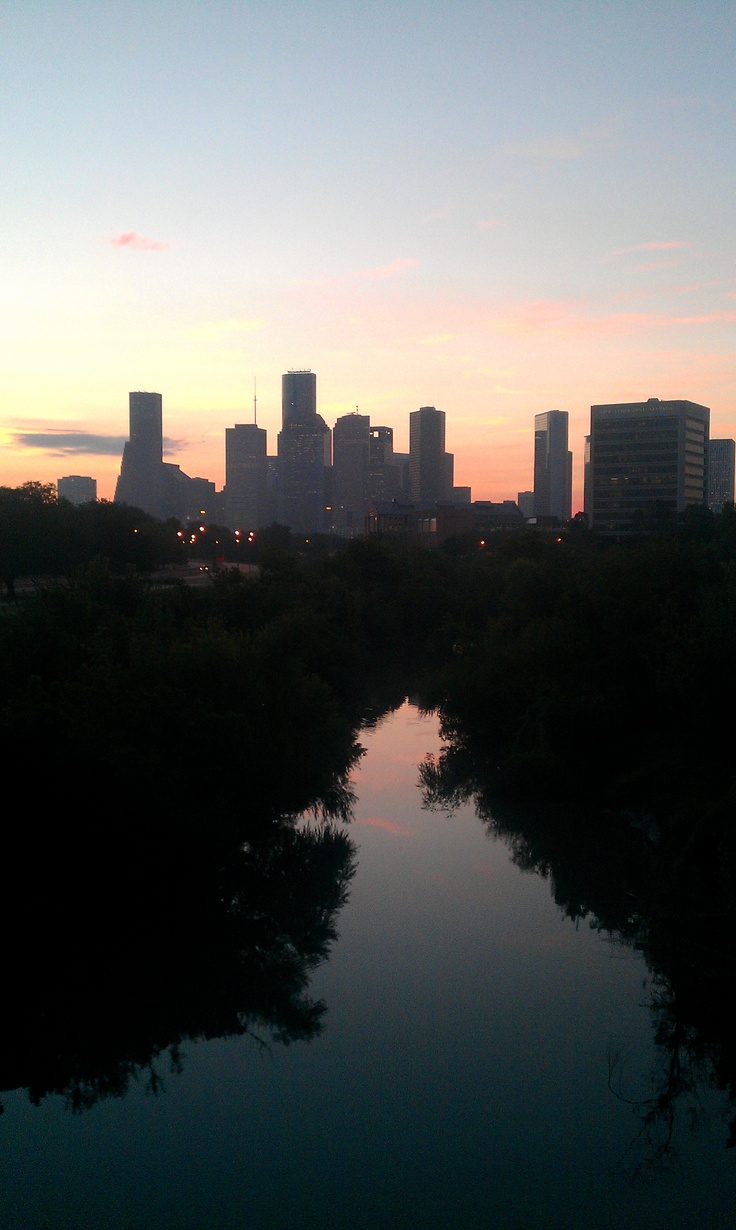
[1,701,734,1228]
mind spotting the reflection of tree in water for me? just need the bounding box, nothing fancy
[606,981,725,1179]
[419,721,736,1170]
[0,570,379,1113]
[0,817,356,1113]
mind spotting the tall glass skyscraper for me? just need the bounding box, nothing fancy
[115,391,165,515]
[225,423,268,531]
[409,406,453,505]
[282,370,317,427]
[277,371,330,533]
[115,391,215,522]
[332,412,370,535]
[533,410,572,522]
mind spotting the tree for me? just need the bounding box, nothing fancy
[0,483,59,598]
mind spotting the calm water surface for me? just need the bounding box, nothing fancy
[2,702,734,1228]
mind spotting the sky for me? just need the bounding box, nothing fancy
[1,0,734,510]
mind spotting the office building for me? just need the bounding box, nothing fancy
[332,411,370,536]
[115,391,164,515]
[367,498,523,544]
[533,410,572,522]
[583,435,591,518]
[282,369,317,427]
[58,475,97,504]
[708,439,735,512]
[517,491,534,520]
[115,391,216,522]
[367,426,402,504]
[225,423,268,531]
[276,371,330,533]
[588,398,710,533]
[409,406,453,505]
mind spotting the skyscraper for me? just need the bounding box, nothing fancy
[115,391,165,515]
[115,391,216,522]
[588,398,710,533]
[332,411,370,535]
[276,371,330,533]
[533,410,572,522]
[409,406,453,505]
[282,369,317,426]
[367,426,403,504]
[708,439,735,512]
[225,423,268,531]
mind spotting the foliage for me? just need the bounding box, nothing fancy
[0,484,182,594]
[3,491,736,1126]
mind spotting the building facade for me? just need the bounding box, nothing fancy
[225,423,268,531]
[282,369,317,427]
[517,490,534,520]
[588,398,710,533]
[276,371,330,533]
[533,410,572,522]
[367,426,403,505]
[115,391,217,522]
[115,391,165,515]
[57,475,97,504]
[708,438,735,512]
[331,412,370,536]
[409,406,453,505]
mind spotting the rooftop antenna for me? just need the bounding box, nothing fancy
[253,377,258,425]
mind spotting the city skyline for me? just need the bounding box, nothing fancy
[11,369,736,519]
[1,2,734,508]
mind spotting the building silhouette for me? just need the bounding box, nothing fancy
[115,391,164,515]
[533,410,572,522]
[276,371,330,533]
[58,475,97,504]
[331,411,370,536]
[366,426,403,503]
[587,398,710,533]
[367,498,523,544]
[517,490,534,520]
[708,438,735,512]
[409,406,453,505]
[224,423,268,531]
[115,391,216,522]
[282,370,317,427]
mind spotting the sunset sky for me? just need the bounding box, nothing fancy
[1,1,734,509]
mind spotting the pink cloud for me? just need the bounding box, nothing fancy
[611,241,690,256]
[612,282,710,302]
[289,258,419,290]
[479,218,501,229]
[501,121,618,161]
[356,258,420,280]
[487,298,736,339]
[110,231,169,251]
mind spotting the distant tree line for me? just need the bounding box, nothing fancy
[0,482,181,596]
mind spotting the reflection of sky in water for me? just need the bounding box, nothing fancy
[2,702,735,1230]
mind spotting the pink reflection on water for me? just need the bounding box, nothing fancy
[354,817,417,837]
[351,702,442,790]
